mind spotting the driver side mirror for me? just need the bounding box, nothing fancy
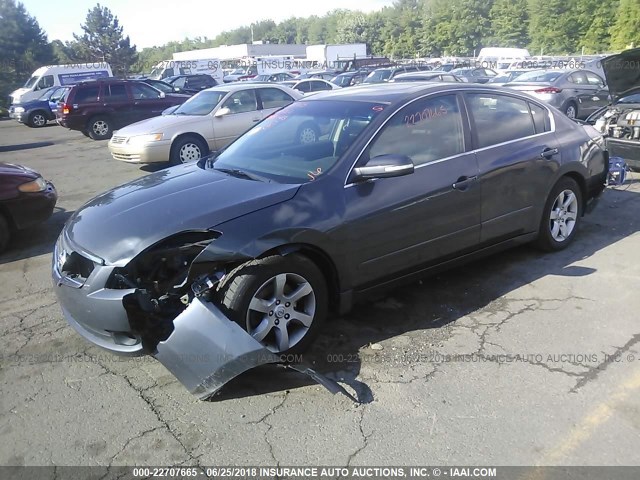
[353,154,414,182]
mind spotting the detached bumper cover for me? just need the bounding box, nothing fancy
[154,298,279,399]
[154,298,359,401]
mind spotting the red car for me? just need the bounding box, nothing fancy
[56,78,189,140]
[0,163,57,253]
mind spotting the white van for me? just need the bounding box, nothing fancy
[10,63,113,105]
[147,59,224,84]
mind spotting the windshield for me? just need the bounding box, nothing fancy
[39,88,55,100]
[210,100,387,183]
[172,90,226,115]
[24,75,39,88]
[332,75,352,87]
[364,70,392,83]
[617,92,640,104]
[513,70,563,83]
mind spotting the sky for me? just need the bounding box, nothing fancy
[22,0,394,49]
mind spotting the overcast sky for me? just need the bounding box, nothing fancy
[22,0,394,49]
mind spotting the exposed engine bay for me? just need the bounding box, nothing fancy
[594,108,640,141]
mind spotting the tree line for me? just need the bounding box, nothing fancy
[1,0,639,107]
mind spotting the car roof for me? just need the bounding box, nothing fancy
[203,83,294,93]
[300,82,475,105]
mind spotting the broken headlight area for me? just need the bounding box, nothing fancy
[107,230,225,353]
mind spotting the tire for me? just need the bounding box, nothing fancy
[296,122,320,144]
[0,215,11,254]
[170,136,207,165]
[81,129,91,138]
[564,102,578,120]
[28,111,47,128]
[218,254,328,354]
[534,177,583,251]
[87,116,113,140]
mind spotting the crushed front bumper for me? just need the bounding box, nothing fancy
[53,237,359,401]
[52,233,143,355]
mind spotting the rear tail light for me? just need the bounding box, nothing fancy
[62,103,70,114]
[534,87,562,94]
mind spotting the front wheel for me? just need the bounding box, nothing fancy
[218,254,327,354]
[534,177,582,251]
[170,136,207,165]
[28,111,47,128]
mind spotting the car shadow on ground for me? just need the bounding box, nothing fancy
[210,185,640,403]
[0,207,71,265]
[0,141,55,153]
[140,163,170,173]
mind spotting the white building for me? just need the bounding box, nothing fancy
[172,43,307,61]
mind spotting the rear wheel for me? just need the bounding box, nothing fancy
[218,254,327,354]
[0,215,11,254]
[534,177,582,251]
[170,136,207,165]
[28,111,47,128]
[87,116,113,140]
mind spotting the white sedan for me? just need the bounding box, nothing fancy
[108,84,302,165]
[280,78,341,95]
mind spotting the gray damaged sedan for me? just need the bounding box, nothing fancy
[53,83,608,399]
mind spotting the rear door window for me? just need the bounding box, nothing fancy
[74,85,100,103]
[466,93,536,148]
[104,83,128,101]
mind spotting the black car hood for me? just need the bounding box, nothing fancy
[65,164,300,265]
[601,48,640,102]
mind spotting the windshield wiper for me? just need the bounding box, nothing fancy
[215,167,269,182]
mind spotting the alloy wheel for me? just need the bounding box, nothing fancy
[92,120,109,136]
[245,272,316,353]
[549,189,578,242]
[32,114,46,127]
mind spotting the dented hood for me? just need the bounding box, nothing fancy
[601,48,640,102]
[64,163,299,265]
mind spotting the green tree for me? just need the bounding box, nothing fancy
[609,0,640,50]
[527,0,576,55]
[0,0,53,106]
[577,0,618,53]
[73,3,137,77]
[489,0,529,48]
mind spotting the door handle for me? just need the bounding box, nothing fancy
[540,147,559,158]
[251,118,260,122]
[452,175,477,191]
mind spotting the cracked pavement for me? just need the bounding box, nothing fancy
[1,121,639,466]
